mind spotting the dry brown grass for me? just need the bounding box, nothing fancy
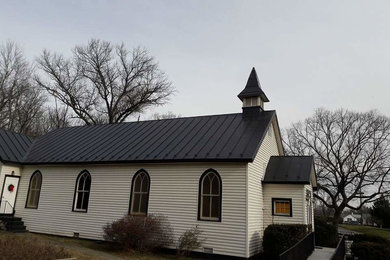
[0,233,71,260]
[0,231,193,260]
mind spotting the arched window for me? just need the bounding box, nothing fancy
[73,170,91,212]
[199,169,222,221]
[130,170,150,216]
[26,171,42,209]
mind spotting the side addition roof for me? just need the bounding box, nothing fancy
[263,156,316,185]
[0,129,34,163]
[23,111,276,164]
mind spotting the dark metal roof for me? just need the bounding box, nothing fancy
[22,111,276,164]
[0,129,34,163]
[238,67,269,102]
[263,156,314,184]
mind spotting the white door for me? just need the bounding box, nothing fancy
[0,176,20,214]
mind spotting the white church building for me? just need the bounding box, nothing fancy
[0,68,316,258]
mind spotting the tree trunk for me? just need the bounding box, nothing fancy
[332,211,341,230]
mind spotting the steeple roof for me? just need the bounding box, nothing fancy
[238,67,269,102]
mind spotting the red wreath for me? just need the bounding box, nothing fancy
[8,184,14,192]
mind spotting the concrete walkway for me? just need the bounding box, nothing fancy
[307,246,335,260]
[307,227,356,260]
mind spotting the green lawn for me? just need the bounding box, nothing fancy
[340,224,390,241]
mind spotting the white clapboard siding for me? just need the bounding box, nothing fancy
[15,162,247,258]
[0,162,2,194]
[247,122,281,256]
[263,184,306,227]
[304,184,314,227]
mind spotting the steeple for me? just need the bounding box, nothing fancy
[238,68,269,111]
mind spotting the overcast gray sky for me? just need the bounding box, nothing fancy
[1,0,389,127]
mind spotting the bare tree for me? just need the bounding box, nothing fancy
[37,101,72,133]
[0,41,46,137]
[35,39,174,125]
[151,111,180,120]
[284,108,390,227]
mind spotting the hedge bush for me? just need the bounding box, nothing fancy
[351,241,390,260]
[314,217,338,247]
[103,214,173,251]
[351,234,389,244]
[262,224,308,258]
[351,234,390,260]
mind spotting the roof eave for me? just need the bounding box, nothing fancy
[262,181,311,185]
[0,159,23,166]
[20,157,254,166]
[237,91,270,102]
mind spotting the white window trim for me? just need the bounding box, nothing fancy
[273,198,292,217]
[130,171,150,216]
[200,171,221,221]
[73,172,91,212]
[26,171,42,209]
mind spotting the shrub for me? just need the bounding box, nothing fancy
[262,224,308,258]
[351,234,389,244]
[0,235,71,260]
[314,217,338,247]
[103,214,173,251]
[177,225,204,256]
[351,241,390,260]
[307,224,313,232]
[350,234,390,260]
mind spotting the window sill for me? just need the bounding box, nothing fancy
[198,218,221,222]
[272,214,292,217]
[129,213,147,217]
[73,209,87,213]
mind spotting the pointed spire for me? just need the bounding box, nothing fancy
[238,67,269,102]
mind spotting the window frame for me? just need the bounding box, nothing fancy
[198,169,222,222]
[129,169,150,216]
[25,170,42,209]
[72,170,91,213]
[272,198,292,217]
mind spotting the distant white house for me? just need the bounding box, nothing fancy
[343,213,359,224]
[0,68,317,258]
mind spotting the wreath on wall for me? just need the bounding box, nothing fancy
[8,184,14,192]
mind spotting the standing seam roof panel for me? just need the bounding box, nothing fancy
[96,120,154,161]
[171,116,214,160]
[111,120,170,161]
[31,126,86,162]
[180,116,220,159]
[77,123,138,161]
[61,124,122,161]
[86,122,142,160]
[236,113,273,158]
[119,119,176,160]
[153,117,201,159]
[1,132,20,161]
[0,129,33,163]
[45,125,105,162]
[196,114,237,158]
[209,114,244,157]
[135,118,188,160]
[22,111,276,163]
